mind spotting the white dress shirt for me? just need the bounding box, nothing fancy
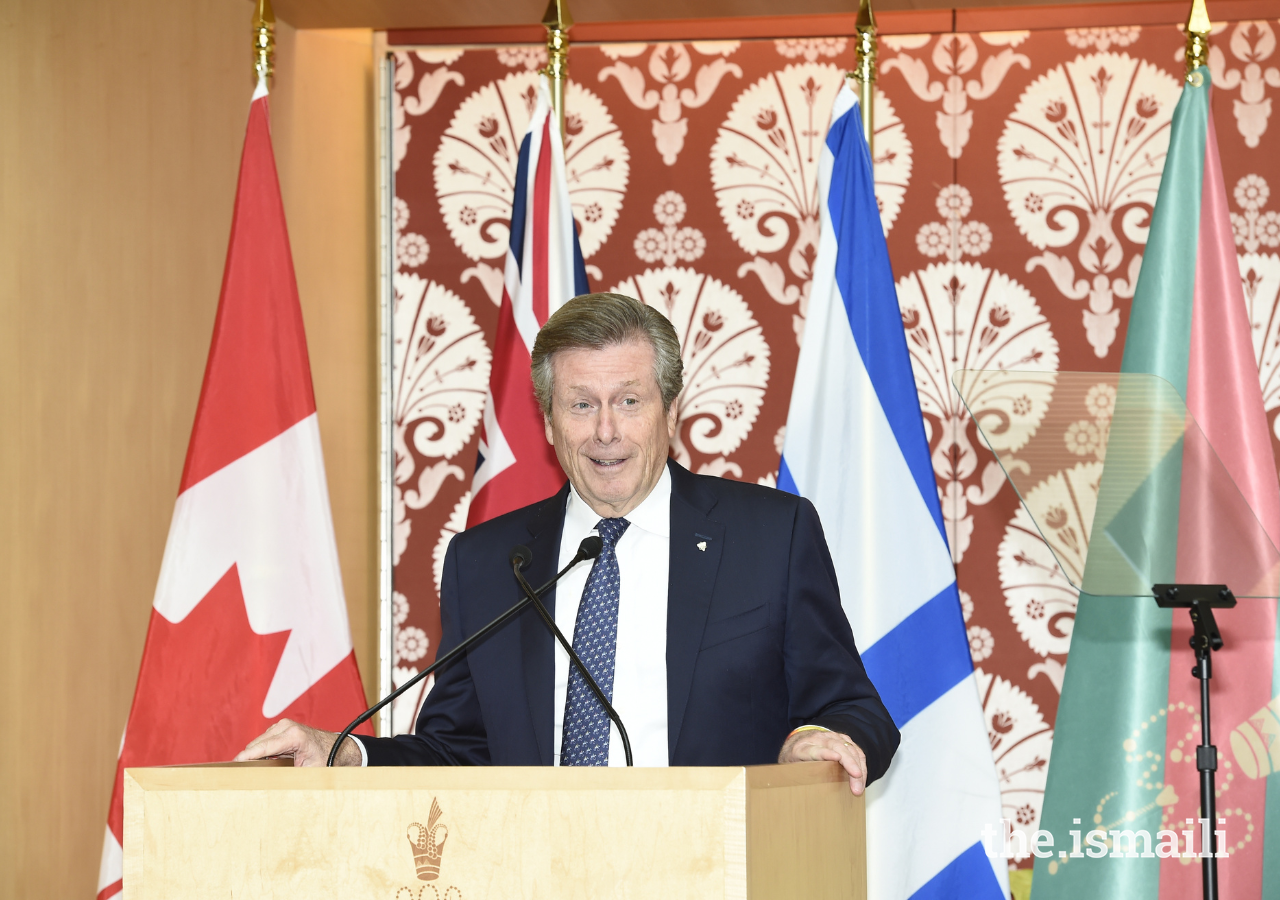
[356,468,672,768]
[553,466,670,767]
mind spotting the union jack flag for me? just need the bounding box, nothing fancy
[468,76,589,527]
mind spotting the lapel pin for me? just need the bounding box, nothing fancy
[696,541,707,552]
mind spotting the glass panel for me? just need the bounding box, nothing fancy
[952,370,1280,598]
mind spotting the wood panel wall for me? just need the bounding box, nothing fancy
[271,23,378,703]
[0,1,376,895]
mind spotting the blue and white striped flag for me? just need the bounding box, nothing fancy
[779,84,1008,900]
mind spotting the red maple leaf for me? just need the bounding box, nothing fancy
[105,565,370,838]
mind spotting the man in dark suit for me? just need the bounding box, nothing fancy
[239,293,898,794]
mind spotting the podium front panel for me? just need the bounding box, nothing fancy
[123,762,862,899]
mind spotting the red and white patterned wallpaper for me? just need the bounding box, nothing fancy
[384,20,1280,866]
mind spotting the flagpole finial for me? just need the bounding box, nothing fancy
[851,0,878,156]
[1184,0,1211,84]
[540,0,574,139]
[252,0,275,86]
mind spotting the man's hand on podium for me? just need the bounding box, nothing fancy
[778,728,867,796]
[235,718,361,767]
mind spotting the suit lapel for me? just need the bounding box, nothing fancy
[519,484,569,766]
[665,462,725,758]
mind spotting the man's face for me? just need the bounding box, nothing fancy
[544,339,677,518]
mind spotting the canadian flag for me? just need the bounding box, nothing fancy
[96,78,370,900]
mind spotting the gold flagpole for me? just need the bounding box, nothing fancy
[1184,0,1210,84]
[252,0,275,85]
[541,0,574,139]
[852,0,877,156]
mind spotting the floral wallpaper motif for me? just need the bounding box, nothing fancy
[600,41,743,165]
[997,52,1180,357]
[882,31,1030,160]
[1210,21,1280,148]
[386,24,1280,872]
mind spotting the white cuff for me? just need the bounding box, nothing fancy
[352,734,369,767]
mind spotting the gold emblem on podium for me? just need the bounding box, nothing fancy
[407,798,449,881]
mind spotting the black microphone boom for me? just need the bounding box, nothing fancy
[510,544,633,767]
[325,536,604,767]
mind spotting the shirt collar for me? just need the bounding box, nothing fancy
[564,463,672,540]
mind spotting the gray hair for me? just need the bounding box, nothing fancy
[531,292,684,416]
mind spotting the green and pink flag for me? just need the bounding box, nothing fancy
[1032,64,1280,899]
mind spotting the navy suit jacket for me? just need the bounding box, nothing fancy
[362,460,900,782]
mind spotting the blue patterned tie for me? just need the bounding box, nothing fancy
[561,517,630,766]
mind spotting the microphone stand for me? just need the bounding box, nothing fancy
[1154,584,1235,900]
[325,545,597,767]
[511,558,634,767]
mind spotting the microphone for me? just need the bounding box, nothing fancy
[325,536,604,767]
[510,543,633,767]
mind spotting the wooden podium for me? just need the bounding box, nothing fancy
[124,760,864,899]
